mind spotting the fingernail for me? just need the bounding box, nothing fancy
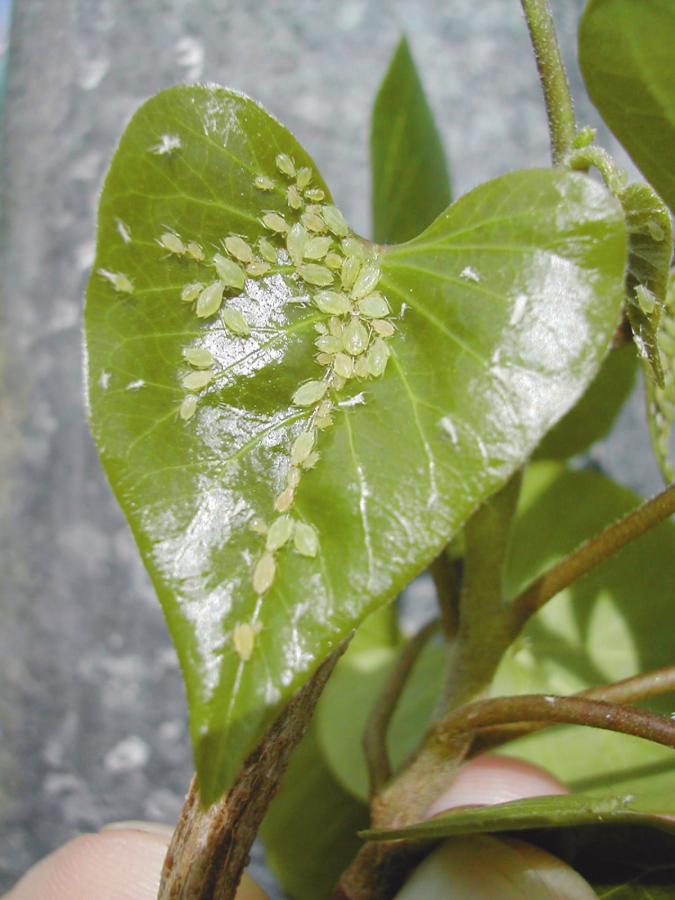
[100,820,175,838]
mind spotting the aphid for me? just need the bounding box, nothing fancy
[213,253,247,289]
[232,623,258,662]
[331,374,346,391]
[304,188,325,202]
[333,352,354,379]
[97,269,134,294]
[325,252,343,271]
[295,167,312,191]
[341,255,361,291]
[291,430,316,465]
[181,282,205,304]
[635,285,657,316]
[646,220,665,242]
[315,414,333,430]
[186,241,205,261]
[314,322,328,336]
[292,379,328,407]
[301,450,320,469]
[225,235,254,264]
[372,318,395,337]
[316,399,332,418]
[262,212,289,234]
[341,237,366,259]
[248,516,268,535]
[351,262,381,299]
[343,319,369,356]
[182,369,213,390]
[274,487,295,513]
[313,289,351,315]
[298,264,334,287]
[158,231,186,255]
[286,185,304,210]
[460,265,481,283]
[316,352,333,367]
[275,153,296,178]
[266,514,295,551]
[315,334,343,354]
[304,236,333,260]
[328,317,344,338]
[179,394,198,421]
[149,133,181,155]
[321,205,349,237]
[254,175,275,191]
[247,260,271,277]
[354,355,370,378]
[195,281,225,318]
[301,210,327,233]
[116,218,131,243]
[293,522,319,557]
[286,467,302,489]
[222,307,251,337]
[286,223,309,267]
[252,552,276,594]
[358,292,390,318]
[255,240,276,269]
[183,347,215,368]
[367,337,390,377]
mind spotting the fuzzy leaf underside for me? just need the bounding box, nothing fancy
[84,84,626,803]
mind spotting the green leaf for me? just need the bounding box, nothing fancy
[620,183,673,384]
[371,36,451,244]
[362,793,675,842]
[492,463,675,802]
[647,273,675,482]
[84,84,626,804]
[534,344,637,460]
[579,0,675,212]
[260,724,368,900]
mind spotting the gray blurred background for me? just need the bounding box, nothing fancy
[0,0,662,893]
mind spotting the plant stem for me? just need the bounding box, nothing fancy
[429,552,460,639]
[363,619,441,796]
[521,0,577,164]
[159,646,344,900]
[509,482,675,636]
[566,145,627,195]
[438,693,675,749]
[471,665,675,754]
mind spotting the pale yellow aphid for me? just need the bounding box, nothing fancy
[304,188,325,202]
[287,185,304,210]
[292,380,328,406]
[298,264,333,287]
[274,487,295,513]
[97,268,134,294]
[315,334,343,354]
[301,210,327,233]
[291,430,315,465]
[301,451,320,470]
[333,352,354,379]
[158,232,185,255]
[313,290,351,315]
[367,337,390,377]
[183,347,215,368]
[213,254,246,289]
[316,414,333,430]
[351,262,381,299]
[181,282,204,303]
[325,252,343,270]
[293,522,319,557]
[321,205,349,237]
[253,552,276,594]
[224,235,254,264]
[286,223,308,267]
[341,237,366,259]
[195,281,225,318]
[341,255,361,291]
[262,212,289,234]
[331,374,346,391]
[258,237,278,264]
[182,369,213,390]
[232,623,260,662]
[179,394,198,421]
[254,175,275,191]
[304,236,332,260]
[286,467,302,489]
[186,241,205,261]
[222,307,251,337]
[343,319,369,356]
[372,319,395,337]
[275,153,296,178]
[316,353,333,367]
[354,355,370,378]
[358,292,389,318]
[328,317,344,338]
[247,260,271,277]
[295,167,312,191]
[248,516,268,535]
[266,514,295,551]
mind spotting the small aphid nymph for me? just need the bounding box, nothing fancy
[213,254,246,289]
[254,175,275,191]
[222,307,251,337]
[253,553,276,594]
[182,369,213,391]
[262,212,289,234]
[275,153,296,178]
[266,515,295,551]
[181,282,205,303]
[158,232,186,255]
[186,241,205,261]
[179,394,198,421]
[97,269,134,294]
[292,380,328,407]
[224,235,254,264]
[233,623,260,662]
[195,281,225,318]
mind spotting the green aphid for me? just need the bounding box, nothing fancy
[298,264,334,287]
[301,450,320,470]
[286,467,302,489]
[213,254,246,289]
[196,281,225,318]
[301,210,327,233]
[252,552,276,594]
[304,236,333,260]
[262,212,289,234]
[292,380,328,406]
[333,352,354,379]
[275,153,296,178]
[372,318,395,337]
[98,268,134,294]
[304,188,325,202]
[182,369,213,390]
[325,252,343,271]
[343,319,369,356]
[290,430,316,465]
[181,282,205,303]
[635,285,657,316]
[179,394,198,421]
[313,289,350,315]
[321,205,349,237]
[258,237,278,264]
[367,337,390,377]
[286,222,308,267]
[341,237,366,259]
[293,522,319,557]
[247,260,271,277]
[341,255,361,291]
[351,262,381,299]
[222,306,251,337]
[183,347,215,368]
[354,355,370,378]
[186,241,205,261]
[158,231,185,255]
[254,175,275,191]
[266,515,295,551]
[315,334,343,354]
[224,235,254,264]
[287,185,304,210]
[295,167,312,191]
[357,292,389,318]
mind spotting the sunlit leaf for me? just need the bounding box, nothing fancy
[579,0,675,211]
[371,36,451,244]
[84,84,626,803]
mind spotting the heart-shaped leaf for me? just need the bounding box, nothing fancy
[579,0,675,212]
[84,85,626,803]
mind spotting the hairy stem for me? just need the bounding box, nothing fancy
[566,145,627,195]
[521,0,577,164]
[363,619,441,796]
[471,665,675,754]
[159,647,344,900]
[438,693,675,750]
[509,482,675,636]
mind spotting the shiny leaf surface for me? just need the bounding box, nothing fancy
[371,36,451,244]
[85,84,626,803]
[579,0,675,212]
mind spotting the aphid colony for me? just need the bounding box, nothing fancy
[101,149,396,662]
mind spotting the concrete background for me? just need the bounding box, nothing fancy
[0,0,662,893]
